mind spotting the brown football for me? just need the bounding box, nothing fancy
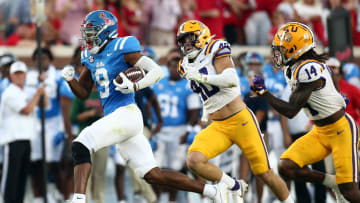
[115,67,145,84]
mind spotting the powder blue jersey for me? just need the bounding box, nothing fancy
[152,78,197,126]
[42,71,74,118]
[263,64,286,98]
[81,36,142,115]
[236,69,250,97]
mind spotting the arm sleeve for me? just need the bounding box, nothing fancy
[134,56,165,90]
[205,68,240,88]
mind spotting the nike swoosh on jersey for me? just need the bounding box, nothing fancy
[337,130,344,135]
[242,121,248,126]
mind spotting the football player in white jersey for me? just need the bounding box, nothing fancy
[177,20,293,203]
[251,22,360,202]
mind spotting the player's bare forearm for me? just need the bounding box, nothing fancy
[262,92,299,118]
[68,80,91,100]
[68,68,93,100]
[262,81,319,118]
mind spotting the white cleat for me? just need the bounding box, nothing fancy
[213,182,230,203]
[331,185,349,203]
[231,179,248,203]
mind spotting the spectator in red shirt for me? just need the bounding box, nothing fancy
[327,57,360,126]
[196,0,224,39]
[268,11,287,44]
[178,0,200,24]
[96,0,127,37]
[222,0,246,44]
[5,24,35,46]
[244,0,278,45]
[121,0,143,39]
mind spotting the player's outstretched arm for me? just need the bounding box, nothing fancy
[62,65,94,100]
[124,52,164,90]
[252,76,322,118]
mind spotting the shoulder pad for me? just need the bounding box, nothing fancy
[204,39,231,59]
[293,60,325,83]
[80,49,91,66]
[80,49,90,60]
[113,36,142,54]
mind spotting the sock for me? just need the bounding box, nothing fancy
[33,197,44,203]
[322,173,336,188]
[54,189,64,201]
[72,193,86,203]
[281,194,294,203]
[203,184,217,198]
[119,200,127,203]
[220,172,237,189]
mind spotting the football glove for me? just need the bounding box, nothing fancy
[251,75,268,95]
[61,65,75,82]
[183,69,207,84]
[113,73,138,94]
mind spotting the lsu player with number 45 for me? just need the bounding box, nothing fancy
[251,22,360,202]
[61,10,235,203]
[177,20,293,203]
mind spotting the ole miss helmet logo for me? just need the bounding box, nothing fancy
[99,12,115,26]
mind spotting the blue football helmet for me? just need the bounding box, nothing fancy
[244,52,264,77]
[244,52,264,66]
[80,10,118,54]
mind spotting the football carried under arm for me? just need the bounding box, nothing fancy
[123,52,164,87]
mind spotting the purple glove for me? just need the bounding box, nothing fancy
[251,75,268,95]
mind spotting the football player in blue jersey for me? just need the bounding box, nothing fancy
[61,10,228,203]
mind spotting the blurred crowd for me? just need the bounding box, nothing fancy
[1,0,360,47]
[0,42,359,203]
[0,0,360,203]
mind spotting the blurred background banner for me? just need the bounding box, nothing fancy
[327,6,353,61]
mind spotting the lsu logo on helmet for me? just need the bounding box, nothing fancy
[176,20,212,59]
[272,22,315,67]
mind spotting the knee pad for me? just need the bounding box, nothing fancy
[72,142,91,166]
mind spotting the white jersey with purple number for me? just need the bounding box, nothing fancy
[178,39,241,114]
[285,59,346,120]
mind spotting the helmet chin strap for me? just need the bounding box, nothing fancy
[90,39,109,54]
[187,49,200,59]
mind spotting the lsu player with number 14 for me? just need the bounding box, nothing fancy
[177,20,294,203]
[251,22,360,202]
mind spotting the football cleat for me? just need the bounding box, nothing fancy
[213,182,229,203]
[331,185,349,203]
[231,179,248,203]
